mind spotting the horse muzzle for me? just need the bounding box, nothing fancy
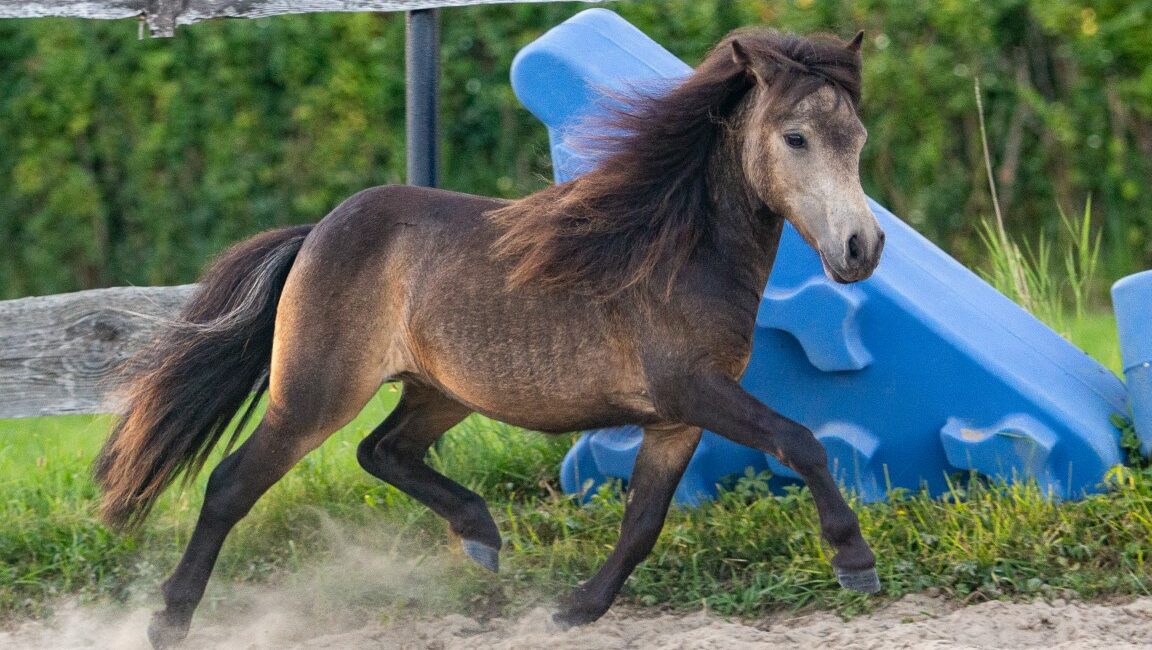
[821,227,885,283]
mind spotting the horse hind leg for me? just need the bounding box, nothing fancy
[147,405,357,648]
[148,369,385,646]
[356,382,501,572]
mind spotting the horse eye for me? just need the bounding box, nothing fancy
[784,133,807,149]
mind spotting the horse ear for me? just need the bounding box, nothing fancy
[731,39,765,84]
[731,39,752,68]
[846,30,865,53]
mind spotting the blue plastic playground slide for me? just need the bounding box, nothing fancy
[510,9,1128,504]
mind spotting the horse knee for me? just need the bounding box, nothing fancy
[621,502,667,545]
[791,443,828,476]
[774,424,827,474]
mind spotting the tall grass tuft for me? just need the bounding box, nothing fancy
[978,200,1101,336]
[974,80,1102,337]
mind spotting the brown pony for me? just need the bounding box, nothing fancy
[95,27,884,648]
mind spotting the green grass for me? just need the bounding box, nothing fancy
[534,469,1152,615]
[2,322,1150,626]
[1067,310,1123,375]
[0,222,1144,626]
[0,393,579,621]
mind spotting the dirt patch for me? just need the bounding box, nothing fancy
[5,590,1152,650]
[4,526,1150,650]
[275,596,1152,650]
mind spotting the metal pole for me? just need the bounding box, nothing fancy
[405,8,440,188]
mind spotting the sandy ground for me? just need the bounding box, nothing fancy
[231,596,1152,650]
[4,541,1151,649]
[5,591,1152,650]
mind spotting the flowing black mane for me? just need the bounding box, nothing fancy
[488,28,863,299]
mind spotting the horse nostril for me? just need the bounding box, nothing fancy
[848,234,861,260]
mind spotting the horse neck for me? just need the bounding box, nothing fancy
[702,114,785,299]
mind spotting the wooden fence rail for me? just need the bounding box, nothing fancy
[0,285,195,418]
[0,0,595,36]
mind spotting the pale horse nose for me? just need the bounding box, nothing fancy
[847,229,885,271]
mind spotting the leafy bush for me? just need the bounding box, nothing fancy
[1,1,1149,298]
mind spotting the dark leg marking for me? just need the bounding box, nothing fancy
[356,383,502,571]
[666,373,878,593]
[554,424,702,627]
[148,410,335,648]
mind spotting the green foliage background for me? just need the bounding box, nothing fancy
[0,0,1149,298]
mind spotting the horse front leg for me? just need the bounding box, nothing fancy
[660,372,878,592]
[553,424,701,627]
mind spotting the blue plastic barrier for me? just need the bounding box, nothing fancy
[511,9,1128,503]
[1113,271,1152,458]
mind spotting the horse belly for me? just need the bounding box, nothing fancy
[410,302,655,432]
[433,349,654,433]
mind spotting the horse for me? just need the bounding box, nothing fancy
[94,27,884,648]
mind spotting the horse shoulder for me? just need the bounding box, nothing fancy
[636,274,761,416]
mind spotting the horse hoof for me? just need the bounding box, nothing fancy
[462,539,500,572]
[836,567,881,594]
[147,618,189,650]
[551,610,576,630]
[552,607,598,630]
[552,592,608,630]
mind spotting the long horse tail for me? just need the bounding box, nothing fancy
[94,224,314,529]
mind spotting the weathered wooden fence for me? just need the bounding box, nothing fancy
[0,286,196,418]
[0,0,598,418]
[0,0,594,37]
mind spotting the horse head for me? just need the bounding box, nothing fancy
[730,30,884,283]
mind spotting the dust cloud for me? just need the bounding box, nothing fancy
[4,523,1152,650]
[0,516,469,650]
